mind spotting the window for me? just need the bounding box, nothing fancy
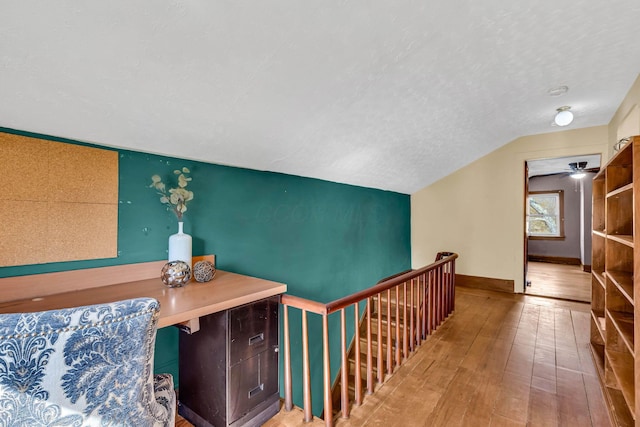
[528,190,564,239]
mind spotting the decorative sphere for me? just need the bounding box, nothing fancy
[193,260,216,282]
[161,261,191,287]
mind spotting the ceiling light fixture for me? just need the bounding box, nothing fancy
[554,106,574,127]
[570,171,586,179]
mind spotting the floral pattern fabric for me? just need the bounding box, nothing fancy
[0,297,175,427]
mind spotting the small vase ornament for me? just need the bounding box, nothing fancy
[193,260,216,282]
[161,261,191,287]
[168,221,192,269]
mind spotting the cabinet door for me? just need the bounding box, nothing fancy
[229,297,279,365]
[228,347,279,424]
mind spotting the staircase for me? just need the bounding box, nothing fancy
[331,285,421,419]
[280,252,457,427]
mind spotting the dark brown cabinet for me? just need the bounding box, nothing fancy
[178,296,280,427]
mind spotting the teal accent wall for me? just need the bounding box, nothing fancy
[0,127,411,416]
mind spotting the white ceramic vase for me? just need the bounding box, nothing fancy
[168,221,192,269]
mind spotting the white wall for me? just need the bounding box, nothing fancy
[580,174,594,267]
[610,75,640,154]
[411,73,640,293]
[411,126,608,293]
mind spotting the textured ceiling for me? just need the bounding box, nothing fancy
[1,1,640,194]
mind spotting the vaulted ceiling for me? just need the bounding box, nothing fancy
[2,2,639,194]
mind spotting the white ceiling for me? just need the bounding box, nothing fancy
[1,1,639,194]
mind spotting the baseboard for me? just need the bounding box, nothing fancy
[455,274,514,293]
[527,255,581,265]
[582,264,592,272]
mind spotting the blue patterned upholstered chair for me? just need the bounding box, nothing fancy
[0,297,175,427]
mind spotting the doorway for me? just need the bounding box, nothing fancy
[524,154,601,303]
[526,261,591,301]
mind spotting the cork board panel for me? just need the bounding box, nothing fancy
[0,131,118,266]
[0,201,49,266]
[0,133,50,201]
[49,142,119,204]
[47,202,118,263]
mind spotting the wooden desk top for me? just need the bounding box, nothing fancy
[0,259,287,328]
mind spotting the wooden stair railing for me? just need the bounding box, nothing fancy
[329,282,417,418]
[281,252,458,426]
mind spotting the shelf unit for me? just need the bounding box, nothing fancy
[591,135,640,427]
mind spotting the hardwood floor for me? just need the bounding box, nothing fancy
[178,286,609,426]
[525,261,591,303]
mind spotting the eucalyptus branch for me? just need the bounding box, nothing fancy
[149,167,194,220]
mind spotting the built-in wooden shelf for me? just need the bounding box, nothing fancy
[591,343,606,374]
[591,312,606,346]
[596,314,606,334]
[608,234,634,248]
[590,135,639,426]
[607,310,635,354]
[607,270,635,305]
[591,344,635,426]
[593,270,606,288]
[607,183,634,199]
[606,349,636,419]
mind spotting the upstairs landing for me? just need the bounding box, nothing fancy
[261,287,607,427]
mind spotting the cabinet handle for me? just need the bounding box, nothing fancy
[248,333,264,346]
[249,383,264,398]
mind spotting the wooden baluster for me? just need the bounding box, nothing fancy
[436,270,440,325]
[386,289,392,375]
[451,259,456,313]
[420,274,428,344]
[425,272,431,335]
[403,282,408,361]
[440,265,449,322]
[423,273,428,335]
[302,309,313,422]
[423,276,427,339]
[440,267,444,318]
[430,271,435,332]
[438,266,444,325]
[445,264,451,316]
[395,285,401,367]
[354,302,362,405]
[322,314,333,427]
[283,304,293,411]
[340,308,349,418]
[431,269,442,329]
[446,265,451,315]
[435,266,441,325]
[443,264,449,317]
[442,267,446,321]
[410,278,415,352]
[432,269,437,329]
[447,263,452,316]
[377,293,384,383]
[428,270,433,332]
[366,298,374,394]
[413,278,419,346]
[416,276,421,344]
